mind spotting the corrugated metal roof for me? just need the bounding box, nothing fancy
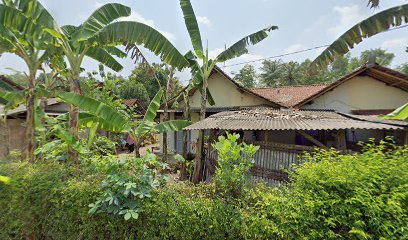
[184,108,404,131]
[0,98,61,117]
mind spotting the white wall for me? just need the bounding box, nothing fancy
[302,76,408,113]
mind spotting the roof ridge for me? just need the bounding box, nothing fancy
[251,83,329,90]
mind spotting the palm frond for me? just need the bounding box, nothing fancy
[72,3,131,41]
[58,92,130,132]
[310,4,408,72]
[86,47,124,72]
[215,26,278,62]
[180,0,204,58]
[153,120,191,132]
[90,21,189,70]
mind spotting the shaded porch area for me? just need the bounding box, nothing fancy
[185,107,407,183]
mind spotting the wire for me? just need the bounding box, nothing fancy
[223,45,330,67]
[223,24,408,68]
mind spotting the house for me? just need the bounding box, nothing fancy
[0,76,146,156]
[160,64,408,182]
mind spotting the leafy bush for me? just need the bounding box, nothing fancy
[213,133,259,197]
[1,141,407,239]
[241,140,408,239]
[89,153,169,220]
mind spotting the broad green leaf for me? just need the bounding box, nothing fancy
[104,46,127,58]
[0,175,10,184]
[143,88,163,122]
[180,0,204,58]
[72,3,131,41]
[380,103,408,121]
[215,26,278,62]
[89,21,189,70]
[87,122,100,148]
[58,92,130,132]
[310,4,408,72]
[153,120,191,133]
[134,121,155,138]
[86,47,124,72]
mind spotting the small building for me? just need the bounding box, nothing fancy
[159,63,408,183]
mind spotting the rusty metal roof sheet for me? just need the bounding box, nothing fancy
[0,98,61,117]
[184,108,404,131]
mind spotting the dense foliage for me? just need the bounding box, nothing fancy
[1,141,407,239]
[233,48,402,87]
[213,133,259,197]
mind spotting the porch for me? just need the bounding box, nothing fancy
[184,107,407,183]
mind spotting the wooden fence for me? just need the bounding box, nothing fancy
[203,140,316,185]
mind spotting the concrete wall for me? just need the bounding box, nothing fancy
[184,72,273,109]
[302,76,408,113]
[4,119,25,152]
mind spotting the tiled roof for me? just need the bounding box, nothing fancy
[184,107,404,131]
[250,84,329,108]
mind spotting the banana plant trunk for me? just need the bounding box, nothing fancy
[134,141,141,158]
[192,78,208,183]
[162,69,173,162]
[25,72,36,162]
[68,78,81,166]
[180,94,190,181]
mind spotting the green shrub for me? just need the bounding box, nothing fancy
[213,132,259,197]
[89,153,169,220]
[1,141,407,239]
[241,141,408,239]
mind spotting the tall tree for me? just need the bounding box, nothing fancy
[233,64,258,88]
[179,0,277,182]
[0,0,58,161]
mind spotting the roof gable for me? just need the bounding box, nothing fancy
[170,65,283,108]
[295,63,408,108]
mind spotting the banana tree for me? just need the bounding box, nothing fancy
[179,0,278,182]
[0,0,59,161]
[40,3,191,164]
[58,88,191,158]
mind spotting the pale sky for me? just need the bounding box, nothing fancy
[0,0,407,85]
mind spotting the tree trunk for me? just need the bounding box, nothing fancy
[162,69,174,162]
[134,142,141,158]
[68,79,81,166]
[25,72,36,162]
[192,77,208,183]
[180,93,190,181]
[180,129,188,180]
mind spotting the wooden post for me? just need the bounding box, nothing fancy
[264,130,269,142]
[297,130,328,149]
[404,130,408,145]
[335,130,347,150]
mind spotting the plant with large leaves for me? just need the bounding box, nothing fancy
[0,0,59,161]
[40,3,191,164]
[179,0,277,182]
[58,88,191,157]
